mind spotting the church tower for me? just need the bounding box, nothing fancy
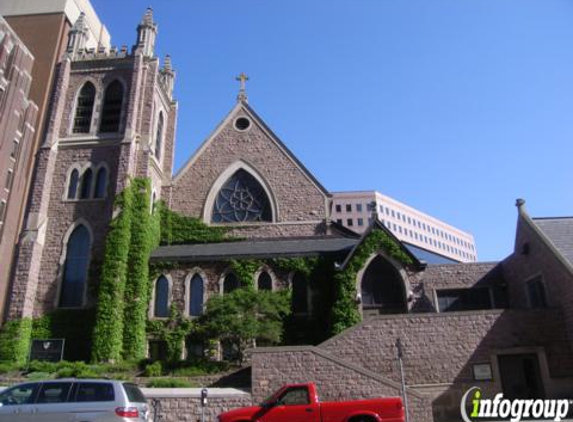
[7,10,177,327]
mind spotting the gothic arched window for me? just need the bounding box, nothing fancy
[94,167,107,199]
[257,271,272,291]
[361,255,406,314]
[211,169,272,223]
[73,82,95,133]
[59,224,91,307]
[154,276,170,318]
[80,168,93,199]
[189,274,204,317]
[291,272,308,314]
[67,169,79,199]
[99,80,124,133]
[154,112,164,160]
[223,273,239,294]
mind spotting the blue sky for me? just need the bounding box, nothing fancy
[92,0,573,261]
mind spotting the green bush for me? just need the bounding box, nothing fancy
[146,378,195,388]
[0,361,19,374]
[28,360,59,373]
[144,361,162,377]
[75,369,100,379]
[169,359,230,376]
[26,371,54,380]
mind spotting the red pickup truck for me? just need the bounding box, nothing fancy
[217,383,404,422]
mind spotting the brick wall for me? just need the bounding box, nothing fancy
[251,346,433,422]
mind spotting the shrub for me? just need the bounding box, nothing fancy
[26,371,54,380]
[144,361,162,377]
[146,378,195,388]
[0,361,19,374]
[28,360,59,373]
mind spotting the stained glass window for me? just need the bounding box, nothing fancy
[67,169,79,199]
[211,169,272,223]
[189,274,204,316]
[94,167,107,199]
[59,225,90,307]
[154,276,169,318]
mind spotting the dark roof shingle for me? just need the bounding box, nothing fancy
[532,217,573,266]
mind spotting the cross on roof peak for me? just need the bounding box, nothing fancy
[236,72,249,102]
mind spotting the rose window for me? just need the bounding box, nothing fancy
[211,169,272,223]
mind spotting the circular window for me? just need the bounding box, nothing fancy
[234,117,251,132]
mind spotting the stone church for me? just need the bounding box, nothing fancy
[5,9,573,421]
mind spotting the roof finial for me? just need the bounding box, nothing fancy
[235,72,249,102]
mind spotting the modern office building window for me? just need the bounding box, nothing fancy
[347,218,353,226]
[357,218,364,226]
[346,204,352,212]
[335,204,341,212]
[336,219,342,225]
[356,204,362,212]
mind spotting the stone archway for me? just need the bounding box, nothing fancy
[360,255,407,314]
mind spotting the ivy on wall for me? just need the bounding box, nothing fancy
[0,318,32,366]
[122,179,161,360]
[147,306,195,363]
[91,184,134,362]
[160,203,228,245]
[228,259,261,289]
[330,229,414,335]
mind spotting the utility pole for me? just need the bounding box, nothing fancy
[396,338,410,422]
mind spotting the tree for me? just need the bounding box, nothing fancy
[200,288,291,364]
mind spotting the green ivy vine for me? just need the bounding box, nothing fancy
[147,306,195,363]
[330,229,414,335]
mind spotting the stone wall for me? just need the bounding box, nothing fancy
[503,211,573,348]
[144,388,252,422]
[171,103,328,235]
[319,309,573,420]
[251,346,433,422]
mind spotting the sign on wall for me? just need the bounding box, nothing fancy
[29,339,65,362]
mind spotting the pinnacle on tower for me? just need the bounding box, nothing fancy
[160,54,175,96]
[163,54,173,73]
[135,7,157,57]
[66,12,89,58]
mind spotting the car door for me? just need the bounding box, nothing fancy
[28,381,73,422]
[260,386,320,422]
[0,382,40,421]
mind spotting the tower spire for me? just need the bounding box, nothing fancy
[135,7,157,57]
[235,72,249,102]
[66,12,89,58]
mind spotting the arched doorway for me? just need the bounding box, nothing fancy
[360,255,407,314]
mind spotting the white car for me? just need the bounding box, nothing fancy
[0,379,150,421]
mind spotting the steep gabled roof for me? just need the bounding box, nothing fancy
[173,100,329,197]
[516,200,573,276]
[532,217,573,268]
[338,218,424,271]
